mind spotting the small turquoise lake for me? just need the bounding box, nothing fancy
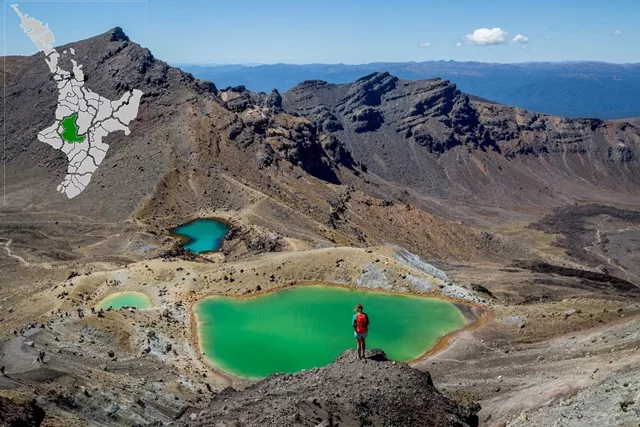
[171,218,230,253]
[96,292,152,310]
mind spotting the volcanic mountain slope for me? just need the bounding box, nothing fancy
[0,27,534,267]
[177,349,480,427]
[1,28,640,427]
[282,72,640,221]
[2,27,218,221]
[3,27,640,252]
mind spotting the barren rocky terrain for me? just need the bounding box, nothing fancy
[177,349,480,427]
[1,28,639,426]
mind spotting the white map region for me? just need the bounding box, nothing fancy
[12,4,143,198]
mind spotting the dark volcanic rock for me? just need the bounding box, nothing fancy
[471,284,495,298]
[266,89,284,112]
[286,74,492,155]
[282,72,640,205]
[322,134,356,168]
[0,397,46,427]
[515,260,639,292]
[221,225,283,258]
[287,122,340,183]
[608,145,638,163]
[531,205,640,269]
[159,244,208,262]
[177,349,480,427]
[109,27,129,42]
[349,106,384,133]
[398,78,490,154]
[218,86,343,183]
[338,72,399,111]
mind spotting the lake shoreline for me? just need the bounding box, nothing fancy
[96,291,152,310]
[189,282,490,380]
[169,217,232,255]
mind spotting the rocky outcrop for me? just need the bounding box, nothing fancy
[397,78,492,153]
[220,85,355,182]
[338,72,398,111]
[321,134,356,168]
[514,260,639,293]
[221,225,283,259]
[608,144,638,163]
[267,120,340,183]
[284,72,640,161]
[220,85,254,112]
[336,73,396,134]
[285,73,497,154]
[349,106,385,133]
[280,72,640,204]
[177,349,480,427]
[0,397,46,427]
[266,89,284,112]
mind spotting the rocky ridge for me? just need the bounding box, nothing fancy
[281,72,640,209]
[177,349,480,427]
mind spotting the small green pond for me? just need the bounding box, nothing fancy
[194,285,466,378]
[171,218,230,253]
[96,292,152,310]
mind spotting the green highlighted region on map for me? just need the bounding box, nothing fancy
[60,114,86,144]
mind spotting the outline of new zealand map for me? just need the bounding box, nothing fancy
[12,4,143,199]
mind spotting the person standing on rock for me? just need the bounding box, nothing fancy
[352,304,369,360]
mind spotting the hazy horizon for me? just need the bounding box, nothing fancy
[174,59,640,67]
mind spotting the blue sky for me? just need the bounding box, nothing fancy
[4,0,639,64]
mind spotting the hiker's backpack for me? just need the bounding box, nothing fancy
[355,313,369,334]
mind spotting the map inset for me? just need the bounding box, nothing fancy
[11,4,143,198]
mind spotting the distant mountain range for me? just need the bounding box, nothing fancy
[178,61,640,119]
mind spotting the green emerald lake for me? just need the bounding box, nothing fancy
[194,286,466,378]
[171,219,230,253]
[96,292,151,310]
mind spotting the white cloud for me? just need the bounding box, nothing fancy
[613,29,623,36]
[456,42,462,47]
[419,41,431,48]
[463,27,508,45]
[512,34,529,44]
